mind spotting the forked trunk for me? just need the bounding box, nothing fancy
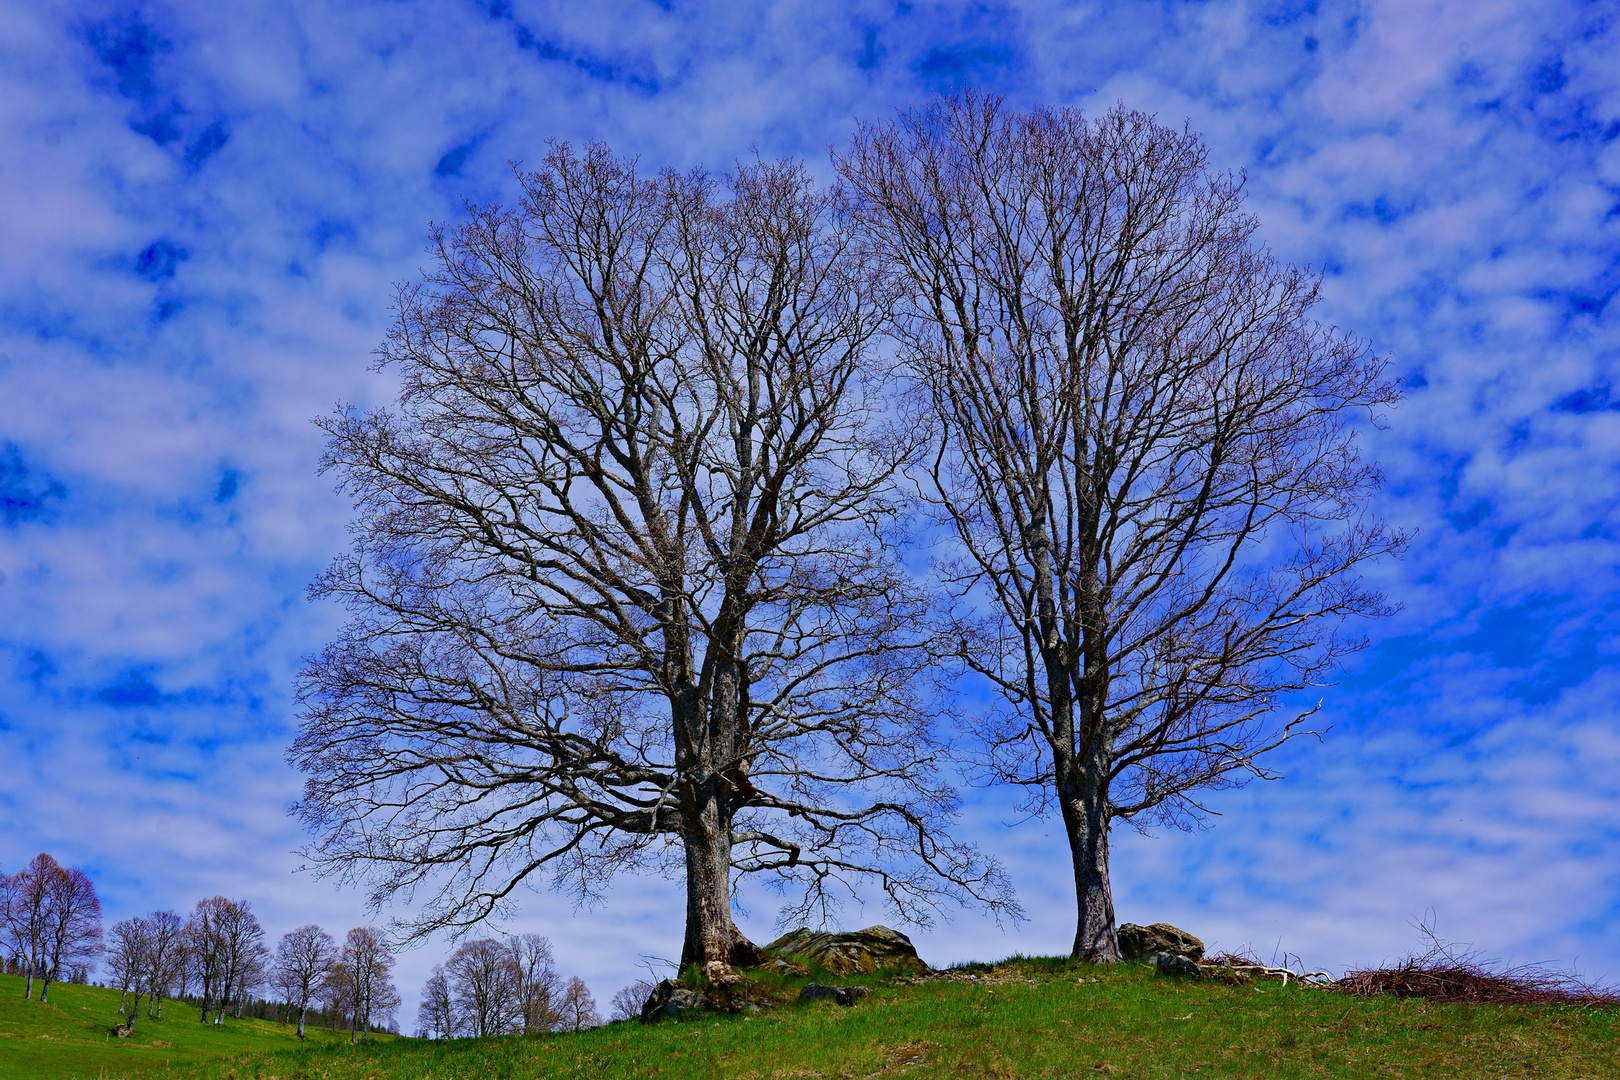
[1059,761,1120,963]
[678,791,759,970]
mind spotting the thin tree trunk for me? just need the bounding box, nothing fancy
[297,1002,306,1039]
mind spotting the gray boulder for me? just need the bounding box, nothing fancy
[764,926,929,976]
[798,982,872,1007]
[1155,953,1202,979]
[640,979,706,1022]
[1118,923,1204,962]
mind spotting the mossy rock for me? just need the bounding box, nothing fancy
[762,926,930,976]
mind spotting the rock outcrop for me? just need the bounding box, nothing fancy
[1118,922,1204,962]
[763,926,930,976]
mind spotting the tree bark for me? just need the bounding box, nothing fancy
[678,786,759,969]
[1059,769,1119,962]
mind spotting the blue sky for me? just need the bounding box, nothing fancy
[2,0,1619,1018]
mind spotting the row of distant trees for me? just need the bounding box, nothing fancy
[107,905,401,1041]
[414,935,598,1038]
[4,851,623,1044]
[1,852,399,1041]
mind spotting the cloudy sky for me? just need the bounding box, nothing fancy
[2,0,1618,1023]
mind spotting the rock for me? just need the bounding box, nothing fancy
[703,960,741,985]
[1118,923,1204,962]
[764,926,930,976]
[798,982,872,1007]
[752,956,809,976]
[640,979,702,1023]
[1155,953,1202,979]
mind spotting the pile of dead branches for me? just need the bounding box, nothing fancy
[1331,931,1620,1007]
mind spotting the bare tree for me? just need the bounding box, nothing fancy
[1,855,57,999]
[609,979,654,1022]
[142,910,185,1019]
[557,976,599,1031]
[446,937,524,1038]
[273,924,337,1038]
[186,897,266,1023]
[508,933,562,1034]
[38,863,101,1002]
[837,93,1403,961]
[340,927,397,1043]
[291,144,1013,968]
[217,900,267,1023]
[187,897,227,1022]
[416,964,456,1039]
[106,916,150,1014]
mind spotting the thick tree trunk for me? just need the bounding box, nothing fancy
[297,1003,307,1039]
[1061,783,1119,962]
[678,792,759,970]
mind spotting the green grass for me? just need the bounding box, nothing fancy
[137,956,1620,1080]
[0,973,397,1079]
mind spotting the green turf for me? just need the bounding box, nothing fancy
[144,957,1620,1080]
[0,973,397,1079]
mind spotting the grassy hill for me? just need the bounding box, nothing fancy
[0,973,396,1080]
[139,956,1620,1080]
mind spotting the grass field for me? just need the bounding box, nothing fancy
[0,973,395,1080]
[146,957,1620,1080]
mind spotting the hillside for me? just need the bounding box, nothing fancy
[151,957,1620,1080]
[0,974,396,1080]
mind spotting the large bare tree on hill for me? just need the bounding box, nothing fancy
[292,145,1011,969]
[837,93,1403,961]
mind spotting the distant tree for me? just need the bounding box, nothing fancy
[837,91,1404,961]
[221,903,268,1021]
[187,897,265,1024]
[273,924,337,1038]
[187,897,228,1022]
[445,938,523,1038]
[1,855,57,999]
[609,979,655,1022]
[37,860,101,1003]
[415,964,455,1039]
[106,916,151,1013]
[340,927,398,1043]
[290,146,1015,969]
[508,934,562,1034]
[557,976,599,1031]
[319,959,354,1033]
[142,910,185,1019]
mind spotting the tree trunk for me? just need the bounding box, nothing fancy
[678,790,759,969]
[297,1003,306,1039]
[39,969,53,1003]
[1059,765,1119,963]
[22,960,33,999]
